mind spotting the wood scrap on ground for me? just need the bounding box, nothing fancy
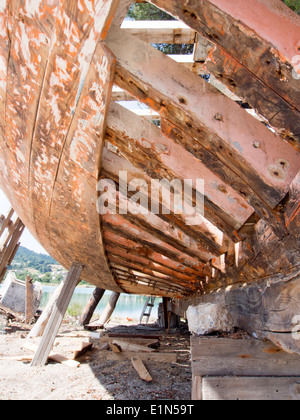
[131,357,152,382]
[22,340,94,368]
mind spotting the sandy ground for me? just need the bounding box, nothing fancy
[0,317,192,401]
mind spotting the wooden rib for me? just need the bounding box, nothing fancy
[109,261,194,295]
[102,214,212,274]
[105,27,300,237]
[110,263,189,291]
[102,228,209,278]
[106,244,200,285]
[101,145,234,251]
[121,20,196,44]
[107,102,253,228]
[149,0,300,150]
[104,197,214,262]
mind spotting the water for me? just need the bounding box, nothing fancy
[40,286,160,321]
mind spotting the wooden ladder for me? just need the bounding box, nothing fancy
[139,297,156,325]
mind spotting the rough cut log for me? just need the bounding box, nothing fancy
[96,292,120,327]
[80,288,106,326]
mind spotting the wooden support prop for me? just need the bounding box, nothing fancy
[30,263,83,367]
[28,280,65,339]
[25,276,35,324]
[202,377,300,401]
[0,210,25,283]
[96,292,120,327]
[80,287,106,326]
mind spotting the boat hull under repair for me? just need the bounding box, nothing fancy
[0,0,299,335]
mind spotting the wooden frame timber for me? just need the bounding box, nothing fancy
[0,0,299,350]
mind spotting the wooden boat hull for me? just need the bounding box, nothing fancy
[0,0,299,302]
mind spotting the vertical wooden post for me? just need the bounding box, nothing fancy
[80,287,106,326]
[30,263,83,367]
[163,297,169,330]
[25,275,35,324]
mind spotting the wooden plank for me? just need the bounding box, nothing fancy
[24,342,80,368]
[30,263,83,367]
[25,1,120,292]
[191,337,300,377]
[0,219,25,282]
[107,351,178,363]
[25,276,34,324]
[202,377,300,401]
[80,288,106,326]
[73,342,93,360]
[112,339,157,353]
[131,357,153,382]
[192,375,202,401]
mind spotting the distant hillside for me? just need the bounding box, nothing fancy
[11,246,57,272]
[8,246,67,284]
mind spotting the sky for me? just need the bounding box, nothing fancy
[0,189,48,255]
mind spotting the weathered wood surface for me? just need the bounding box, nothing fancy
[191,337,300,377]
[202,377,300,401]
[131,357,153,382]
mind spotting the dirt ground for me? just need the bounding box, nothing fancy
[0,317,192,401]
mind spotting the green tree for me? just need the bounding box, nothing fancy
[283,0,300,14]
[127,3,194,54]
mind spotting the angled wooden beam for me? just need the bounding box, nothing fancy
[102,213,211,274]
[102,229,210,278]
[149,0,300,150]
[105,26,300,237]
[101,146,234,251]
[107,102,253,230]
[80,287,106,326]
[0,213,25,283]
[30,263,83,367]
